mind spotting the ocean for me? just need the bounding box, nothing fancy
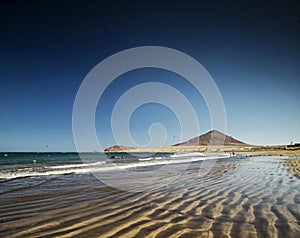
[0,153,299,237]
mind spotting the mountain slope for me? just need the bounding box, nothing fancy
[104,130,249,152]
[104,145,134,152]
[174,130,248,146]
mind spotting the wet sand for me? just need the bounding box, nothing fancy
[1,156,300,237]
[286,158,300,177]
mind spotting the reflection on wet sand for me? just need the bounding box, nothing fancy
[0,156,300,237]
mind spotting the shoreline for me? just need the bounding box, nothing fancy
[105,145,300,156]
[1,155,300,237]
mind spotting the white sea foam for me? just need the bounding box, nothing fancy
[170,152,205,158]
[154,157,164,160]
[138,157,153,161]
[0,153,231,180]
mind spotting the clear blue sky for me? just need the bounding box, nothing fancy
[0,0,299,151]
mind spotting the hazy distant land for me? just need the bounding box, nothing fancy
[105,130,300,156]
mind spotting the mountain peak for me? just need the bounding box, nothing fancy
[205,130,226,135]
[174,130,248,146]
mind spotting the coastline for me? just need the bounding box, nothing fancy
[105,145,300,156]
[1,155,300,237]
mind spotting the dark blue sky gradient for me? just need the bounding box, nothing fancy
[0,0,299,151]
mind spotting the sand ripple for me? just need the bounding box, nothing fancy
[0,157,300,237]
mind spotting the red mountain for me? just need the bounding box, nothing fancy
[174,130,248,146]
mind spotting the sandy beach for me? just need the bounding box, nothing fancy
[286,158,300,177]
[1,155,300,237]
[106,145,300,156]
